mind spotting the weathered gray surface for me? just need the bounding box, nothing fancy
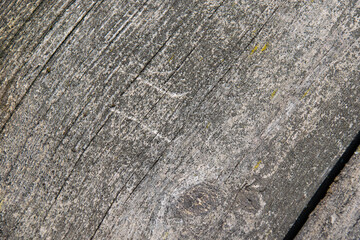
[0,0,359,239]
[297,148,360,240]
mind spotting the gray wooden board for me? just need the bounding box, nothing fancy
[296,148,360,240]
[0,0,359,239]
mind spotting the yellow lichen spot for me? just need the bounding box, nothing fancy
[163,232,169,240]
[250,44,259,55]
[261,43,268,52]
[206,122,211,129]
[270,88,278,99]
[301,88,311,99]
[199,56,203,61]
[0,199,4,211]
[252,29,257,35]
[221,58,225,62]
[168,54,174,63]
[254,160,262,170]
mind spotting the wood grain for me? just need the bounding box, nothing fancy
[1,0,359,239]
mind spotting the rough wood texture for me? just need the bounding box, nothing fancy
[0,0,359,239]
[296,149,360,240]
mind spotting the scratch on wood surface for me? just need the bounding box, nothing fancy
[147,70,174,75]
[285,102,296,116]
[110,108,170,143]
[126,116,170,143]
[141,80,188,98]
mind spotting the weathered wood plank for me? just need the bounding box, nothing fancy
[2,0,240,238]
[0,0,359,239]
[296,148,360,240]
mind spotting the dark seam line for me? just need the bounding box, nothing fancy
[284,130,360,240]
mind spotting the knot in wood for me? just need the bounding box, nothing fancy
[176,183,219,217]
